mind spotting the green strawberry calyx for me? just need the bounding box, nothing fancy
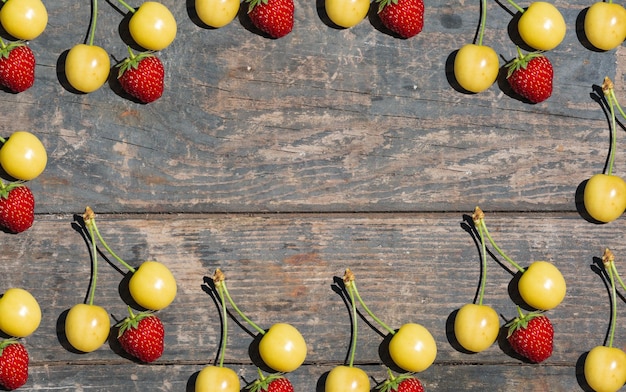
[375,0,399,13]
[0,181,25,199]
[245,0,269,14]
[505,307,545,338]
[0,338,20,354]
[0,39,27,60]
[247,369,287,392]
[506,47,545,78]
[377,369,417,392]
[117,47,156,78]
[116,306,155,337]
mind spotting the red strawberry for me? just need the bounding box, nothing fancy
[248,373,294,392]
[0,183,34,234]
[0,41,35,93]
[117,310,164,363]
[376,0,424,39]
[377,373,424,392]
[506,310,554,363]
[246,0,294,39]
[0,340,29,391]
[117,49,164,104]
[506,49,553,104]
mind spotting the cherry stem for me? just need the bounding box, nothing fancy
[0,136,5,144]
[603,249,619,348]
[603,77,623,176]
[506,0,524,14]
[478,0,487,46]
[350,281,395,335]
[85,216,99,306]
[88,0,98,46]
[84,210,137,273]
[117,0,137,13]
[216,282,228,367]
[475,218,488,306]
[477,218,525,273]
[214,271,266,336]
[345,280,358,367]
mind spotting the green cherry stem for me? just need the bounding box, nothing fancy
[506,0,524,14]
[88,0,99,46]
[343,269,359,368]
[348,274,395,335]
[83,208,100,306]
[478,0,487,46]
[603,77,622,176]
[83,207,137,273]
[472,207,490,306]
[117,0,137,13]
[212,269,266,336]
[474,209,525,274]
[602,249,619,348]
[213,270,229,367]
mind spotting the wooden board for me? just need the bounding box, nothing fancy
[1,0,626,390]
[3,213,626,390]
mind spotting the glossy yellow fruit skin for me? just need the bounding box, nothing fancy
[388,323,437,373]
[130,2,177,51]
[453,44,499,93]
[65,304,110,353]
[325,0,370,28]
[584,173,626,223]
[65,44,110,93]
[584,2,626,51]
[0,131,47,181]
[195,366,240,392]
[454,303,499,352]
[259,323,307,373]
[195,0,240,28]
[584,346,626,392]
[0,0,48,40]
[0,288,41,338]
[325,365,370,392]
[129,261,177,310]
[518,2,566,51]
[518,261,566,310]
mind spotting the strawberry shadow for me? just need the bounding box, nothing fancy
[495,59,538,104]
[496,314,531,363]
[106,61,148,104]
[366,5,404,39]
[236,4,278,39]
[107,317,139,363]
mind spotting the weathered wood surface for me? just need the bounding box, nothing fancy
[2,0,626,390]
[0,0,623,213]
[2,213,626,391]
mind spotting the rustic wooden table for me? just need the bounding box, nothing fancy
[1,0,625,390]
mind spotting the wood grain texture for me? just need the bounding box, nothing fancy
[0,1,622,213]
[1,0,625,390]
[1,213,625,390]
